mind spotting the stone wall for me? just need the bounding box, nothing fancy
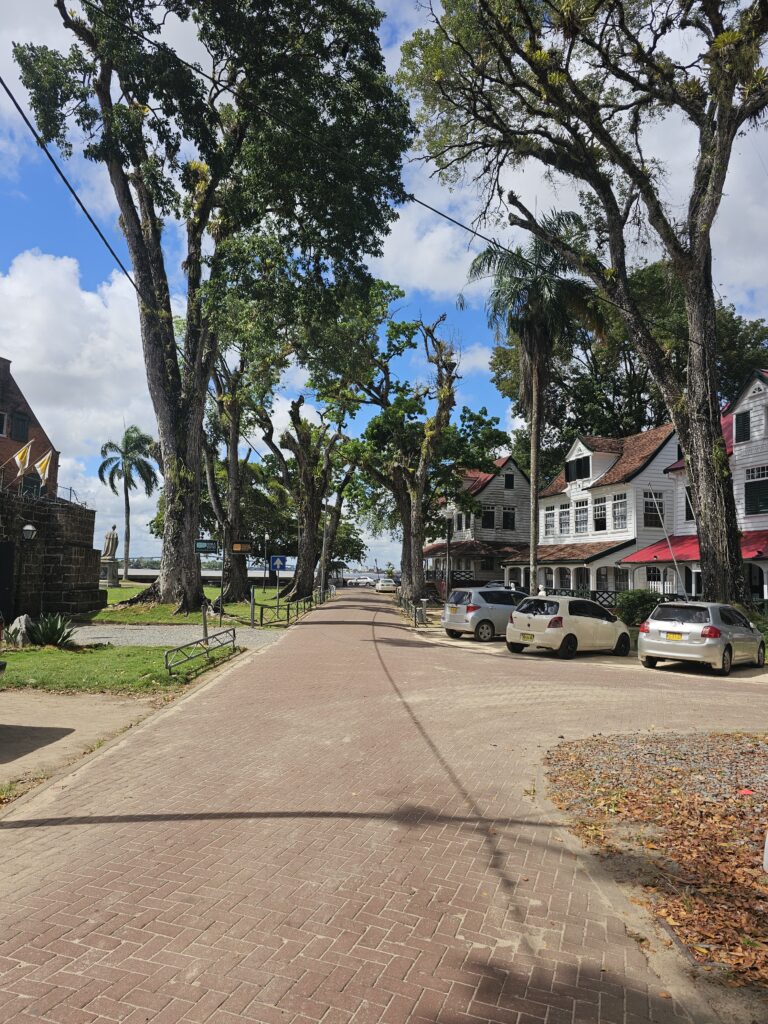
[0,489,106,618]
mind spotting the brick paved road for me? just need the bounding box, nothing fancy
[1,592,765,1024]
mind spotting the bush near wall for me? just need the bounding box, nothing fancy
[615,589,663,626]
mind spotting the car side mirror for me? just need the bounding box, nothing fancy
[609,613,617,622]
[750,622,756,629]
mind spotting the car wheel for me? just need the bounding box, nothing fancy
[641,657,657,669]
[717,645,732,677]
[474,620,495,642]
[506,642,525,654]
[557,634,578,660]
[445,629,462,639]
[613,633,631,657]
[755,643,765,668]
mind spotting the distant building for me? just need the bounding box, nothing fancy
[0,357,59,495]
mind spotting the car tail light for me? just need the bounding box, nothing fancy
[465,604,480,614]
[701,625,721,639]
[638,621,650,633]
[509,613,515,623]
[547,616,563,629]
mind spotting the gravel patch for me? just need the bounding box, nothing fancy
[73,623,281,650]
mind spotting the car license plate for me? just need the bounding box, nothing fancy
[449,605,457,614]
[521,632,534,642]
[665,632,683,641]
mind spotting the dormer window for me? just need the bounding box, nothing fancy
[735,411,751,443]
[565,455,590,482]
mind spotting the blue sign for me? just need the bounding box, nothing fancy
[270,554,287,571]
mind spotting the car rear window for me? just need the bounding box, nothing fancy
[480,590,518,605]
[447,590,473,605]
[651,604,710,623]
[516,598,560,616]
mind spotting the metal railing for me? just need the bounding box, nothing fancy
[397,591,429,627]
[164,627,236,674]
[249,584,336,627]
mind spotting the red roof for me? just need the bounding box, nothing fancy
[621,530,768,564]
[665,413,733,473]
[464,455,515,496]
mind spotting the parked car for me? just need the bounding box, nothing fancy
[375,577,397,593]
[442,587,529,641]
[349,575,375,587]
[506,596,631,659]
[638,602,765,676]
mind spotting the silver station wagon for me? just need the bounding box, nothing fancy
[638,602,766,676]
[442,586,528,641]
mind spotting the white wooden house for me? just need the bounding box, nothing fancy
[622,368,768,602]
[423,455,531,591]
[502,423,679,595]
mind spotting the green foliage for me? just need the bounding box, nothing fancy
[615,590,663,627]
[27,613,76,648]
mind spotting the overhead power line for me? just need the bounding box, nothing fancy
[0,71,141,299]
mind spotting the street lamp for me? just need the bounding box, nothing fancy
[262,532,270,593]
[21,523,37,542]
[443,506,454,599]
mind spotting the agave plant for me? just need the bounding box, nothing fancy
[28,613,76,648]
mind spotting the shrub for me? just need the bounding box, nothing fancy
[28,613,76,648]
[615,589,662,626]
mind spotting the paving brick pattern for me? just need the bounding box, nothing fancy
[0,592,764,1024]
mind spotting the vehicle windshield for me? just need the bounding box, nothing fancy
[447,590,473,605]
[651,604,711,624]
[516,598,560,616]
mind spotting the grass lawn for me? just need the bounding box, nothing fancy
[83,584,283,625]
[0,643,240,694]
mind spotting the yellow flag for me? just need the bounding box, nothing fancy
[13,441,33,477]
[34,449,53,483]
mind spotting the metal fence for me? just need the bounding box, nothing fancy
[249,584,336,627]
[397,591,429,627]
[164,627,236,674]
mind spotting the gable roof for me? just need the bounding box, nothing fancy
[540,423,676,497]
[463,454,529,496]
[722,368,768,415]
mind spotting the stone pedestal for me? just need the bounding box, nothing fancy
[100,558,120,587]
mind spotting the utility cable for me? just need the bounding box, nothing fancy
[0,71,142,299]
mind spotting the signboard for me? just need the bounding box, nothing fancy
[231,541,252,554]
[270,554,288,571]
[195,539,218,554]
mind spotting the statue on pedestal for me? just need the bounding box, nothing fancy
[100,524,120,587]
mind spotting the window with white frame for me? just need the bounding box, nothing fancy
[544,506,555,536]
[745,465,768,516]
[684,486,695,521]
[502,506,515,530]
[574,499,588,534]
[593,496,607,532]
[454,512,462,532]
[559,503,570,534]
[0,412,5,436]
[481,504,496,529]
[464,511,472,530]
[612,493,627,530]
[735,410,751,443]
[504,473,515,489]
[643,490,665,528]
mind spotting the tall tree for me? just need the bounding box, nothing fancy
[399,0,768,601]
[467,221,601,590]
[17,0,409,610]
[98,425,159,582]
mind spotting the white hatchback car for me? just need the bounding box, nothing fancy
[375,577,397,593]
[506,596,631,658]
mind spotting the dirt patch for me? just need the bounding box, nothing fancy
[0,690,154,800]
[546,731,768,988]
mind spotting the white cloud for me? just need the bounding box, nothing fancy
[458,343,492,375]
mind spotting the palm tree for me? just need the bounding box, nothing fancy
[467,217,602,593]
[98,426,160,583]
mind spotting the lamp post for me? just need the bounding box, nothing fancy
[262,532,270,593]
[444,508,453,600]
[20,522,39,616]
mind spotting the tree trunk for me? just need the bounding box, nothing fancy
[529,372,540,594]
[409,500,427,602]
[221,397,249,604]
[391,479,413,601]
[123,476,131,584]
[678,264,746,603]
[291,502,320,600]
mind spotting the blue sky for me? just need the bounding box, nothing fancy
[2,0,768,566]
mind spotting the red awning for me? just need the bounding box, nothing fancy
[621,530,768,564]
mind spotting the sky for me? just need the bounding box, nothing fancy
[1,1,768,569]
